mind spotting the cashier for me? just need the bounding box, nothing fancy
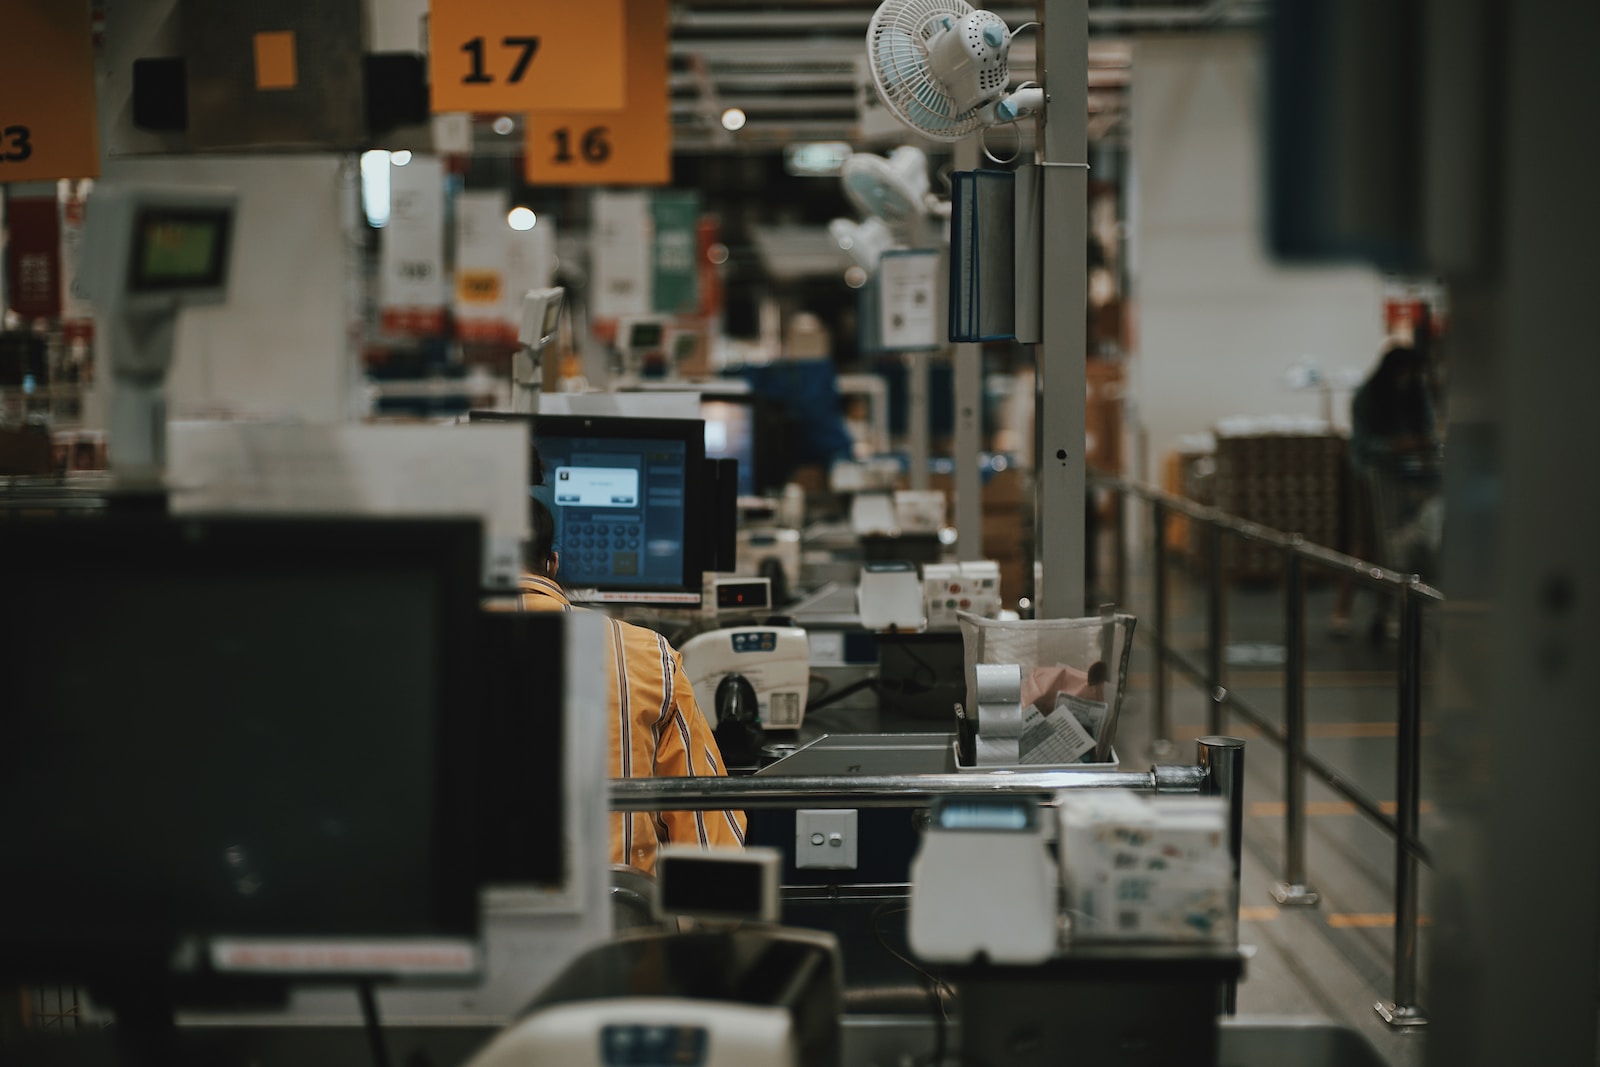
[517,495,746,874]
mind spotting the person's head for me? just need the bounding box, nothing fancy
[1375,344,1425,388]
[524,441,559,577]
[525,497,559,577]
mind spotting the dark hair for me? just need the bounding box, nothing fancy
[525,498,557,576]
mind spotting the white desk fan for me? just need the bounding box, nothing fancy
[867,0,1043,141]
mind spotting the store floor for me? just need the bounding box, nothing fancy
[1110,550,1435,1067]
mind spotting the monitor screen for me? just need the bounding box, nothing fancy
[702,397,755,498]
[0,517,484,984]
[628,321,664,349]
[537,416,703,593]
[128,206,233,292]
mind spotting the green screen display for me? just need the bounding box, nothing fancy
[129,208,231,291]
[141,220,217,280]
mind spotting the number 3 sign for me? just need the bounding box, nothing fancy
[428,0,625,113]
[523,0,670,187]
[0,0,99,182]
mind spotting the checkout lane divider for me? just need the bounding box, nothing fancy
[1094,469,1437,1030]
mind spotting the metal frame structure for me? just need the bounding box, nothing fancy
[1090,470,1437,1028]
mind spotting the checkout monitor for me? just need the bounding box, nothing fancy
[0,516,485,987]
[473,411,708,601]
[701,394,757,498]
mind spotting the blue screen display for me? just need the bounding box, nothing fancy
[539,434,689,589]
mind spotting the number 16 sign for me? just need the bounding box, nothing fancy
[428,0,625,114]
[523,0,670,187]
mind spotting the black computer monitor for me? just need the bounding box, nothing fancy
[701,395,756,498]
[472,411,708,603]
[0,516,485,994]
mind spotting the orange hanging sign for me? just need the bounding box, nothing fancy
[523,0,670,186]
[428,0,626,114]
[0,0,99,182]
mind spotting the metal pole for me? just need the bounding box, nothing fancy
[1032,0,1088,619]
[1151,500,1175,759]
[906,352,930,491]
[1376,578,1429,1028]
[1273,544,1319,906]
[1198,735,1246,1017]
[953,136,983,561]
[1207,519,1228,736]
[1113,483,1129,611]
[610,766,1207,812]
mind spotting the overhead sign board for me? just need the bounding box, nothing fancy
[429,0,626,114]
[0,0,99,182]
[523,0,670,187]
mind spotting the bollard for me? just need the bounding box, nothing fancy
[1199,735,1246,1016]
[1273,546,1319,906]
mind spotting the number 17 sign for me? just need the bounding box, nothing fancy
[428,0,625,114]
[523,0,670,187]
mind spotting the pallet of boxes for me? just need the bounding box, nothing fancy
[1211,417,1345,582]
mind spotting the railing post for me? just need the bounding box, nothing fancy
[1207,518,1228,736]
[1376,577,1429,1028]
[1199,735,1246,1016]
[1273,543,1319,906]
[1150,500,1175,759]
[1113,484,1129,613]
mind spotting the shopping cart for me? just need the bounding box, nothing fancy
[1365,447,1444,583]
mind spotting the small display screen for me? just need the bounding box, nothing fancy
[629,322,664,348]
[935,800,1035,833]
[602,1025,708,1066]
[718,584,769,611]
[129,208,232,292]
[658,855,765,917]
[541,297,562,337]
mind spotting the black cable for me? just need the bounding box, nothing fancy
[805,675,881,713]
[869,903,956,1067]
[357,981,392,1067]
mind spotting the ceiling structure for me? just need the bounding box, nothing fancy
[665,0,1266,154]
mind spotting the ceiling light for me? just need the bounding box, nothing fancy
[844,266,868,289]
[720,108,747,132]
[389,150,412,166]
[492,116,515,136]
[508,207,537,231]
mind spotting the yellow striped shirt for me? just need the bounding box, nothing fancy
[516,574,746,873]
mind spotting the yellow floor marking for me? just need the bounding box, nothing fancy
[1238,906,1281,923]
[1327,913,1433,929]
[1248,800,1436,817]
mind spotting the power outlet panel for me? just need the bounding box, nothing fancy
[795,809,859,870]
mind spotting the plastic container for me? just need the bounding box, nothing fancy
[958,610,1137,764]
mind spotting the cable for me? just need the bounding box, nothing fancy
[357,981,392,1067]
[869,903,956,1066]
[805,674,881,713]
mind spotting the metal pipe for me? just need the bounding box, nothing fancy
[1112,481,1129,611]
[1085,472,1444,602]
[1031,0,1089,619]
[1198,736,1246,1016]
[1377,580,1429,1028]
[1274,545,1319,906]
[1151,500,1175,757]
[610,767,1208,812]
[1207,522,1228,736]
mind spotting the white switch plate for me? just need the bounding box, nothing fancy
[795,809,859,870]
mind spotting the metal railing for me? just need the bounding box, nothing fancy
[1091,471,1437,1029]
